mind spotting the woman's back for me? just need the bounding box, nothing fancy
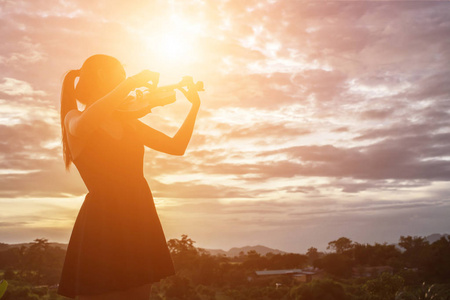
[71,121,145,192]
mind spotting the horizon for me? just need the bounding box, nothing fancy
[1,1,450,254]
[1,232,448,254]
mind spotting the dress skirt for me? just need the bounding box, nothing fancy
[57,181,175,298]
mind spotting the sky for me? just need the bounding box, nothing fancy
[1,0,450,253]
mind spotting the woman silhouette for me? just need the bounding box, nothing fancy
[57,54,200,300]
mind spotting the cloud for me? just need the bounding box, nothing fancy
[0,221,29,227]
[1,37,47,65]
[0,77,47,96]
[215,121,311,141]
[149,178,270,199]
[253,136,450,183]
[0,121,58,158]
[0,120,86,198]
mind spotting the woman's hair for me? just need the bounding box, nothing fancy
[60,69,80,170]
[60,54,123,170]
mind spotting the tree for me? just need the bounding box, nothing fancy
[399,236,429,252]
[315,253,353,278]
[399,236,430,270]
[242,250,267,270]
[354,242,401,267]
[17,238,49,284]
[266,253,308,269]
[3,268,14,280]
[327,237,353,254]
[307,247,319,264]
[167,234,197,255]
[156,275,201,300]
[396,283,450,300]
[425,236,450,281]
[363,272,404,300]
[193,253,222,285]
[167,235,200,272]
[290,279,347,300]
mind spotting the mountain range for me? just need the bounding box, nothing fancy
[1,233,448,256]
[203,245,287,257]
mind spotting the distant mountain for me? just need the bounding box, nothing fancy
[425,233,449,244]
[205,245,287,257]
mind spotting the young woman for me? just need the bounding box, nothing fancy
[57,54,200,300]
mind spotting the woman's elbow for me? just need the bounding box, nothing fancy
[170,148,186,156]
[166,145,186,156]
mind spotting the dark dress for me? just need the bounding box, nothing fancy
[57,122,175,298]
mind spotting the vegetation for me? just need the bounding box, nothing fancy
[1,235,449,299]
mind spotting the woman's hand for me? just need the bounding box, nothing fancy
[177,86,201,107]
[129,70,160,90]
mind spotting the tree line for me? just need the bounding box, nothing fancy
[0,234,449,299]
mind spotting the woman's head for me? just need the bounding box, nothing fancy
[60,54,125,170]
[75,54,126,105]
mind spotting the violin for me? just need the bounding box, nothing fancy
[115,76,204,119]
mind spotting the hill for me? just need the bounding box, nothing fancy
[205,245,287,257]
[425,233,449,244]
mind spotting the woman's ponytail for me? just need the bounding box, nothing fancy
[61,69,80,171]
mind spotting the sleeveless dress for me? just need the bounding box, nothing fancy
[57,122,175,298]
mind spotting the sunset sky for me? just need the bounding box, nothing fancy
[1,0,450,253]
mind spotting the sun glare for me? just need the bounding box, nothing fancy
[144,14,202,66]
[159,33,191,60]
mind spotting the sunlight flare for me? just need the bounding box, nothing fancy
[144,14,203,66]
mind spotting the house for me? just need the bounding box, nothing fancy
[255,269,304,276]
[255,268,322,283]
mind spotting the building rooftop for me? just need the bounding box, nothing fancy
[255,269,304,276]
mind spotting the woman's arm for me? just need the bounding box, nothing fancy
[66,70,158,138]
[130,87,200,156]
